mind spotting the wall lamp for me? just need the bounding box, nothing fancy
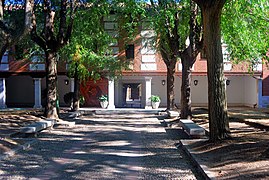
[226,79,231,86]
[64,79,69,85]
[194,79,198,86]
[162,80,166,86]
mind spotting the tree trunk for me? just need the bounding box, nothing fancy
[180,54,192,119]
[45,51,59,119]
[166,61,176,110]
[72,62,80,111]
[201,1,230,141]
[180,1,202,119]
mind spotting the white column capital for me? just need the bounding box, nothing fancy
[145,76,152,81]
[33,78,42,83]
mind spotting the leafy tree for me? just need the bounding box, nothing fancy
[149,0,188,110]
[192,0,268,141]
[148,0,203,114]
[30,0,77,119]
[0,0,34,58]
[62,5,128,111]
[180,1,203,119]
[222,0,269,66]
[193,0,230,141]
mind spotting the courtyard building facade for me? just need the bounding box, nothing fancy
[0,15,268,109]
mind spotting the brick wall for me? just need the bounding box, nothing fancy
[262,62,269,96]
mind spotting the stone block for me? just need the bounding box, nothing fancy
[167,110,180,118]
[20,119,55,134]
[179,119,205,136]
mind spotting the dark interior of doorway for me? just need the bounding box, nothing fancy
[122,83,142,108]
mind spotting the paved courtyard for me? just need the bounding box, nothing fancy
[0,111,202,179]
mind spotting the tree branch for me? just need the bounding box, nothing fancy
[0,20,10,34]
[43,0,55,43]
[57,0,67,45]
[31,9,46,49]
[63,0,76,47]
[11,0,34,43]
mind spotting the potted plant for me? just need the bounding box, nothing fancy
[98,94,108,108]
[149,95,161,109]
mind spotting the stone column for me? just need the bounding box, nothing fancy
[0,78,7,109]
[70,78,75,92]
[107,78,115,109]
[145,77,152,109]
[33,78,42,108]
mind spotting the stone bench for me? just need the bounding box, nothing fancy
[20,119,55,134]
[167,110,180,118]
[179,119,205,137]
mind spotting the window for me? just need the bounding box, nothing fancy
[126,44,134,59]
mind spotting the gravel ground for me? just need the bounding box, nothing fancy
[0,112,202,180]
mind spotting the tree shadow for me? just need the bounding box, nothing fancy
[0,111,202,179]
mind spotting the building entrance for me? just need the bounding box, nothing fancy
[122,83,142,108]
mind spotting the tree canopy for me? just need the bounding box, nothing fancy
[222,0,269,67]
[62,2,129,82]
[0,0,33,57]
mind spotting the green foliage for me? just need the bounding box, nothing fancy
[113,0,147,42]
[98,94,108,102]
[149,95,161,102]
[2,5,25,30]
[222,0,269,67]
[148,0,191,54]
[80,95,85,105]
[61,4,129,82]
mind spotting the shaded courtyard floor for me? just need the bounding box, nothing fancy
[0,109,200,179]
[0,109,44,155]
[0,107,268,179]
[165,107,269,179]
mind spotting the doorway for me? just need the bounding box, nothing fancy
[122,83,142,108]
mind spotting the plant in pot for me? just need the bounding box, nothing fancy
[149,95,161,109]
[98,94,108,108]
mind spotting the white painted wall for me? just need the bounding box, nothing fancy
[226,76,244,105]
[191,76,257,107]
[116,75,258,108]
[151,76,181,107]
[225,76,257,107]
[58,76,72,106]
[244,76,258,106]
[191,76,208,106]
